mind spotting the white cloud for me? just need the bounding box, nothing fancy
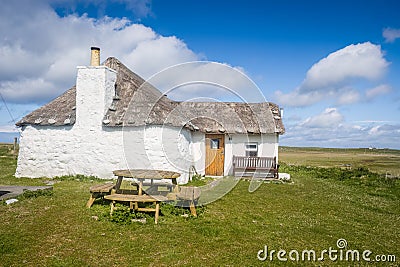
[274,90,323,107]
[301,42,388,91]
[0,78,56,104]
[147,61,264,103]
[0,125,20,133]
[368,124,400,136]
[281,112,400,149]
[122,36,198,78]
[365,84,392,99]
[301,108,344,128]
[354,120,394,124]
[0,1,253,106]
[0,1,226,105]
[275,42,390,107]
[383,28,400,43]
[336,88,360,105]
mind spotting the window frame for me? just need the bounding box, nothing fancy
[245,142,258,157]
[210,138,220,149]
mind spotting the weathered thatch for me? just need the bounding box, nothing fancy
[16,86,76,126]
[16,57,285,134]
[101,58,175,126]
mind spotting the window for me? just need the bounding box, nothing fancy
[210,139,220,149]
[245,143,258,156]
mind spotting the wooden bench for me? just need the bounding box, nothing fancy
[104,194,168,224]
[232,156,279,179]
[86,183,115,208]
[176,186,201,217]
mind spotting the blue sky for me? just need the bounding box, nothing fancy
[1,0,400,148]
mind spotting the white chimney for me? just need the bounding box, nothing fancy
[90,47,100,66]
[280,108,284,118]
[75,47,117,130]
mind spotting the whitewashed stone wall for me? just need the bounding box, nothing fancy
[15,65,192,183]
[123,125,193,184]
[16,125,124,178]
[191,132,206,175]
[15,124,192,183]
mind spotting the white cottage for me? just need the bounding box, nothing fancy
[15,48,285,183]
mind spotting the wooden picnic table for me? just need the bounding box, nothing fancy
[113,169,181,196]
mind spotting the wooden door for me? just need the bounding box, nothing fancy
[205,134,225,176]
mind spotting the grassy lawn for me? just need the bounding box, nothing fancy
[1,144,399,266]
[280,146,400,176]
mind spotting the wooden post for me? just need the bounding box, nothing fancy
[110,201,115,216]
[12,137,17,155]
[138,179,143,196]
[155,202,160,224]
[114,176,123,194]
[86,194,96,208]
[189,201,197,217]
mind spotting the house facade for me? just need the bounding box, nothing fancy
[15,48,285,184]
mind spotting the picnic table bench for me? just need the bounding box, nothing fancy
[232,156,279,179]
[104,194,168,224]
[86,183,115,208]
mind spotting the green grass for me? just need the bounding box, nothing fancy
[0,144,399,266]
[185,174,214,187]
[280,146,400,176]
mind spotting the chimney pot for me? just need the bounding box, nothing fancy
[90,47,100,66]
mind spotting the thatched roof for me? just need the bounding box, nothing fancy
[16,86,76,126]
[16,58,285,134]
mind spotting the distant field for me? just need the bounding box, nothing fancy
[280,146,400,177]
